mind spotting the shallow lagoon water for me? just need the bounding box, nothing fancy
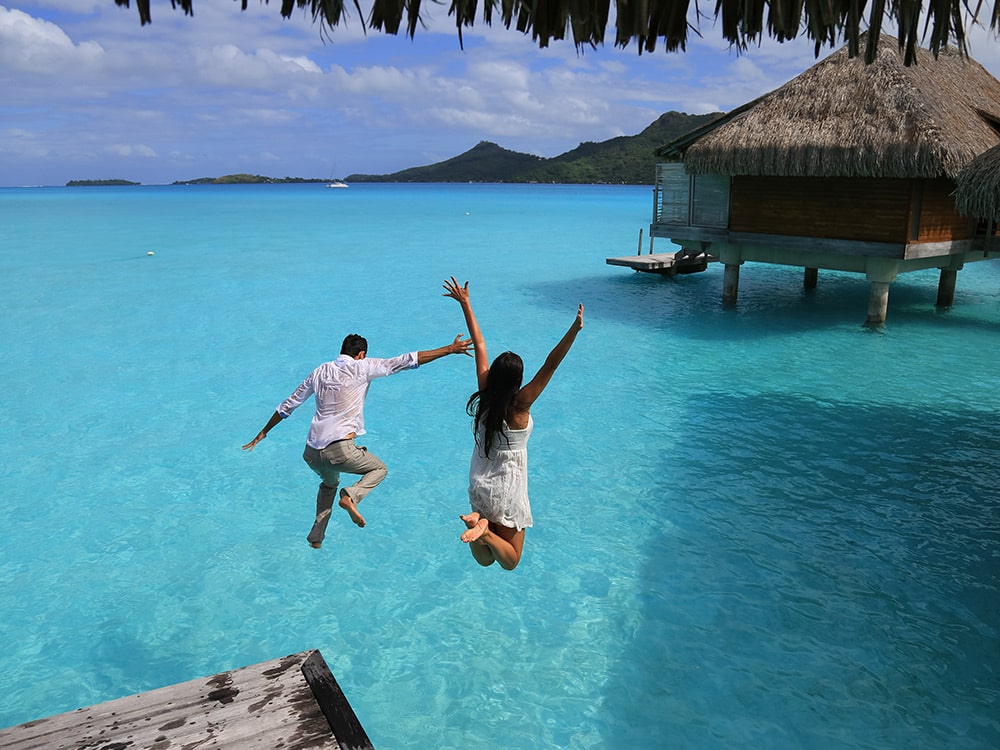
[1,183,998,748]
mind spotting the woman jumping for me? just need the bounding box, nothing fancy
[443,276,583,570]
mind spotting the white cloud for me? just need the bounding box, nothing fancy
[193,44,323,88]
[0,6,103,75]
[327,63,426,96]
[425,106,511,132]
[232,108,299,124]
[106,143,157,158]
[278,53,322,74]
[466,58,532,89]
[0,126,49,157]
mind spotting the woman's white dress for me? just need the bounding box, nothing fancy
[467,416,533,531]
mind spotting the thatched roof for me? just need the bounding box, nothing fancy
[954,145,1000,220]
[115,1,987,61]
[656,34,1000,180]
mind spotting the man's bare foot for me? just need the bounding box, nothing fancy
[461,517,489,543]
[460,511,481,529]
[339,493,366,528]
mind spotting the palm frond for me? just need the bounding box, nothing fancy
[113,0,997,65]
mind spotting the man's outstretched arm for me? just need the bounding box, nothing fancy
[416,333,473,365]
[242,411,284,451]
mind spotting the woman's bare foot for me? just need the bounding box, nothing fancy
[461,517,489,543]
[339,493,366,528]
[460,511,481,529]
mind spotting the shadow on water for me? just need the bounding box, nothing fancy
[598,391,1000,749]
[526,264,1000,340]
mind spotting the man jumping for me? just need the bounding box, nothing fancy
[243,331,471,548]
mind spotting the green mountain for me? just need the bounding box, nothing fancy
[346,111,722,184]
[349,143,545,183]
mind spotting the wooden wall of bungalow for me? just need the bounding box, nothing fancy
[731,176,974,244]
[653,164,997,248]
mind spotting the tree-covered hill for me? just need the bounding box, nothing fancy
[350,142,545,183]
[346,111,722,184]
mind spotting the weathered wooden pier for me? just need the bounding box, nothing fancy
[606,229,716,275]
[0,650,373,749]
[607,248,715,276]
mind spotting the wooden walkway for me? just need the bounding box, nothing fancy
[606,248,715,275]
[0,649,373,749]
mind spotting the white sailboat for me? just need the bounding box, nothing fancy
[326,165,348,188]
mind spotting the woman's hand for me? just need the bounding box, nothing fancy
[442,276,471,306]
[572,303,584,331]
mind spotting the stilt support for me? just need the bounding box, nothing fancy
[722,263,740,307]
[864,259,898,327]
[936,268,957,308]
[866,281,890,327]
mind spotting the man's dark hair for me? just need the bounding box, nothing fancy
[341,334,368,357]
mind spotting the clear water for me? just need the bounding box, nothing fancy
[1,183,998,749]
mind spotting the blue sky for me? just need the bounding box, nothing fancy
[3,1,1000,186]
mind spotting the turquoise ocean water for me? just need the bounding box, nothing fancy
[1,183,998,748]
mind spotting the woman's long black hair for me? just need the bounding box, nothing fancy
[466,351,524,459]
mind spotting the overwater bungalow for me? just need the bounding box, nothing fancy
[635,34,1000,325]
[955,143,1000,225]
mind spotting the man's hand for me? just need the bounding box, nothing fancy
[242,431,266,451]
[417,335,473,365]
[451,333,473,356]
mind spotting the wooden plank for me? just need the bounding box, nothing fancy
[302,651,374,750]
[0,650,367,749]
[606,251,714,275]
[606,253,681,271]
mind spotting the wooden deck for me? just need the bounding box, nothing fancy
[0,649,373,749]
[606,248,715,275]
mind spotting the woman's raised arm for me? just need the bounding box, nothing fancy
[515,303,584,410]
[443,276,490,391]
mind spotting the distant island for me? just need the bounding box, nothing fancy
[65,174,329,186]
[171,174,327,185]
[66,179,140,186]
[66,111,722,187]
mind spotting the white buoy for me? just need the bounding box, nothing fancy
[147,251,155,256]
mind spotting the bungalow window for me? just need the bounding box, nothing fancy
[655,163,729,228]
